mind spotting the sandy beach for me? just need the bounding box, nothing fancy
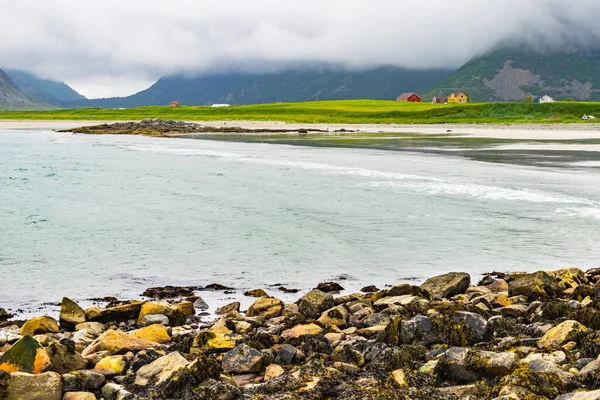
[3,119,600,140]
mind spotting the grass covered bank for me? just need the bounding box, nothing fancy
[1,100,600,124]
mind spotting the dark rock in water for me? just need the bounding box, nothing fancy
[0,308,10,321]
[278,287,300,294]
[316,282,345,293]
[244,289,268,298]
[420,272,471,300]
[60,297,86,330]
[193,298,209,312]
[47,340,88,374]
[361,285,379,293]
[222,344,265,374]
[508,271,559,300]
[0,335,51,374]
[203,283,234,291]
[297,289,335,319]
[62,370,106,392]
[142,286,195,299]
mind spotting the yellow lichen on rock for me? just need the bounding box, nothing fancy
[129,324,171,344]
[538,320,588,349]
[20,316,59,336]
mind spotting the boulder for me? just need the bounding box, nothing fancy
[61,370,106,392]
[390,369,408,389]
[191,319,242,354]
[93,355,128,376]
[525,358,575,387]
[548,268,588,289]
[129,324,171,344]
[373,295,420,310]
[20,316,59,336]
[436,347,518,383]
[71,323,105,351]
[215,302,240,315]
[222,344,265,374]
[62,393,97,400]
[174,301,195,316]
[246,298,283,319]
[297,290,334,319]
[47,341,88,374]
[244,289,268,298]
[420,272,470,300]
[281,323,323,341]
[538,320,588,349]
[486,279,509,293]
[0,329,21,347]
[100,382,133,400]
[136,302,186,327]
[130,349,165,372]
[316,282,345,293]
[193,298,209,311]
[134,351,189,387]
[85,301,145,324]
[5,371,62,400]
[317,305,349,327]
[59,298,86,330]
[508,271,558,300]
[0,335,52,374]
[139,314,169,327]
[276,344,297,364]
[0,308,9,320]
[264,363,285,381]
[82,329,158,356]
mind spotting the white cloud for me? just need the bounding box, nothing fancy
[1,0,599,98]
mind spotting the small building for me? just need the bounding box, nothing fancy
[396,93,422,102]
[532,95,554,104]
[447,93,468,103]
[169,101,181,108]
[211,104,230,108]
[432,96,448,104]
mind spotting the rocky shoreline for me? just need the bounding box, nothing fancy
[2,269,600,399]
[59,119,333,136]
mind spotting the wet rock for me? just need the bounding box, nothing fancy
[317,305,349,328]
[316,282,345,293]
[246,298,283,319]
[93,355,128,376]
[0,308,9,321]
[508,271,558,300]
[129,324,171,344]
[538,320,588,349]
[59,298,86,330]
[281,323,323,341]
[85,301,145,324]
[222,343,265,374]
[142,285,195,299]
[297,289,334,319]
[100,382,133,400]
[61,370,106,392]
[436,347,518,383]
[193,297,209,311]
[82,329,158,356]
[244,289,268,297]
[20,316,59,336]
[216,302,240,315]
[139,314,169,327]
[136,302,186,327]
[47,341,88,374]
[62,392,96,400]
[0,335,52,374]
[420,272,471,300]
[134,351,189,386]
[361,285,379,293]
[5,371,61,400]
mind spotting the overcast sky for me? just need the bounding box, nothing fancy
[1,0,599,98]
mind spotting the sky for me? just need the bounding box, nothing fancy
[1,0,599,98]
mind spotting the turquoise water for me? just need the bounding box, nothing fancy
[2,130,600,314]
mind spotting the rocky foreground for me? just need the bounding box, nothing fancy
[4,270,600,399]
[59,119,334,136]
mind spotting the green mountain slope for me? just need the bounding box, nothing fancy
[65,67,451,108]
[0,68,53,110]
[424,46,600,102]
[5,69,86,105]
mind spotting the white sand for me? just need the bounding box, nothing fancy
[2,119,600,140]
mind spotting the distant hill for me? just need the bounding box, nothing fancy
[423,45,600,102]
[0,68,52,110]
[65,67,451,108]
[5,69,86,106]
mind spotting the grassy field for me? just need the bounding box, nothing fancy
[1,100,600,124]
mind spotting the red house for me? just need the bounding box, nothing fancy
[432,96,448,104]
[396,93,422,102]
[169,101,181,108]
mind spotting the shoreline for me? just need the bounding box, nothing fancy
[2,268,600,398]
[3,118,600,140]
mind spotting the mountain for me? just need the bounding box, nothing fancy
[424,45,600,102]
[0,68,52,110]
[5,69,86,106]
[65,67,451,107]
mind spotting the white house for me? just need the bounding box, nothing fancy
[532,95,554,104]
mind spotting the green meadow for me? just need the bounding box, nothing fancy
[1,100,600,124]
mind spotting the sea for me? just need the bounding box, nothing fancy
[2,129,600,316]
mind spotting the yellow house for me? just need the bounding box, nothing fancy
[448,92,468,103]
